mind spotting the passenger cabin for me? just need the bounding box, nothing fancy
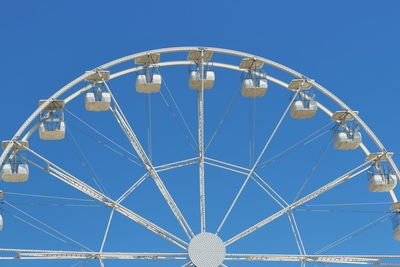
[393,213,400,240]
[367,156,397,192]
[290,99,318,119]
[241,78,268,97]
[1,163,29,182]
[1,141,29,182]
[136,73,161,93]
[239,58,268,97]
[189,70,215,89]
[331,111,362,150]
[85,87,111,111]
[39,100,66,140]
[288,79,317,119]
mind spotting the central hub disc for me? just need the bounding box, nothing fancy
[188,232,226,267]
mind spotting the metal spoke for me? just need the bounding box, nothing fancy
[116,173,149,204]
[101,76,194,239]
[99,209,115,253]
[19,145,188,250]
[0,249,189,260]
[216,90,301,235]
[154,157,199,173]
[198,52,206,233]
[224,253,400,265]
[224,158,377,246]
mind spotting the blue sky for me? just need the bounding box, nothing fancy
[0,1,400,266]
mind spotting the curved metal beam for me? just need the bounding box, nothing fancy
[1,47,398,198]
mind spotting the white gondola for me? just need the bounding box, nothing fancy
[85,91,111,111]
[393,214,400,240]
[333,131,362,150]
[290,99,318,119]
[368,173,397,192]
[241,78,268,97]
[39,120,65,140]
[136,73,162,93]
[1,162,29,182]
[0,214,3,231]
[39,100,66,140]
[368,162,397,192]
[189,70,215,89]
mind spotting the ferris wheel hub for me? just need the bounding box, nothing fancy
[188,232,226,267]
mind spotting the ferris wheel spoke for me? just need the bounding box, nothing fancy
[198,74,206,233]
[154,157,199,173]
[0,248,189,260]
[287,212,307,256]
[216,90,301,235]
[18,146,188,250]
[245,172,307,256]
[100,79,194,239]
[224,253,400,265]
[224,157,377,247]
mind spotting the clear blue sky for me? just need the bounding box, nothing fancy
[0,1,400,266]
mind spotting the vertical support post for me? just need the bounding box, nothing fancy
[198,50,206,233]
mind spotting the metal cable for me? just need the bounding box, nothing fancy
[293,136,332,202]
[65,109,141,164]
[216,90,301,235]
[3,192,95,202]
[66,125,109,197]
[296,209,394,214]
[4,201,92,251]
[315,214,392,255]
[304,202,393,207]
[2,201,102,207]
[258,122,334,169]
[2,209,67,244]
[156,67,198,152]
[249,98,256,167]
[146,93,153,161]
[205,86,241,152]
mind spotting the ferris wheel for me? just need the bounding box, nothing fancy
[0,47,400,266]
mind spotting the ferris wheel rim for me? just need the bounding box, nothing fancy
[1,46,397,186]
[0,47,399,265]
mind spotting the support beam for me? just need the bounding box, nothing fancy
[224,158,376,246]
[224,253,400,265]
[0,249,188,260]
[104,78,194,239]
[216,90,300,235]
[155,157,199,173]
[19,147,188,250]
[198,50,206,233]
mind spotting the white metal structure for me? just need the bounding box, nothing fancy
[241,78,268,97]
[189,70,215,89]
[136,73,162,93]
[85,86,111,111]
[0,47,399,266]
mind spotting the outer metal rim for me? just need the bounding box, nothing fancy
[1,46,398,200]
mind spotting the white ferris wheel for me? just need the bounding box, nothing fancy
[0,47,399,267]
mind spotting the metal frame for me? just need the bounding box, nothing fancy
[1,47,399,265]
